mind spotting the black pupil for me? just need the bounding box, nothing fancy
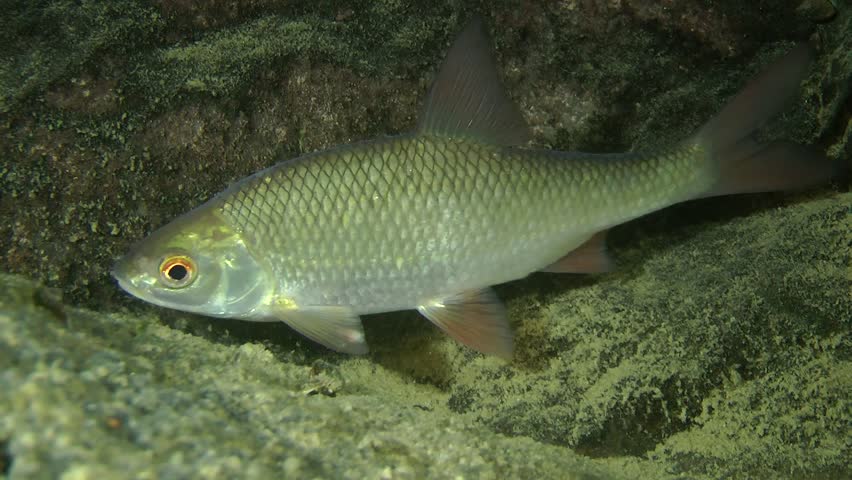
[167,264,188,281]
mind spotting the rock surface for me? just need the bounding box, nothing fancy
[1,2,849,479]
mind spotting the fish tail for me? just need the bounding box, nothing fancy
[694,44,843,198]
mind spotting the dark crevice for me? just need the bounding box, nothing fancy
[0,438,12,475]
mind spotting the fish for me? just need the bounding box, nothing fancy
[112,19,842,360]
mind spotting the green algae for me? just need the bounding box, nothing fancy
[1,190,848,478]
[1,1,850,478]
[0,0,163,114]
[411,192,851,476]
[2,274,649,479]
[2,2,846,308]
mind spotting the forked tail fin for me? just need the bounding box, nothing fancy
[694,44,843,198]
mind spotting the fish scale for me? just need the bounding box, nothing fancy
[216,134,706,314]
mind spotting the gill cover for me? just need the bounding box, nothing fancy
[112,203,271,318]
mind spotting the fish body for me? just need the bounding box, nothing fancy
[113,20,841,358]
[217,135,705,314]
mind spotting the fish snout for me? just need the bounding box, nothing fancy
[110,255,131,282]
[110,253,149,295]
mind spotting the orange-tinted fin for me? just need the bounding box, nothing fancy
[417,288,514,360]
[417,18,531,146]
[274,305,368,355]
[540,231,614,273]
[695,44,843,198]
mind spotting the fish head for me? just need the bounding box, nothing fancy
[112,204,271,318]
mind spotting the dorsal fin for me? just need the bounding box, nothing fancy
[417,18,531,146]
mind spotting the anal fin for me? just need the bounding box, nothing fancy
[541,231,614,273]
[417,288,513,360]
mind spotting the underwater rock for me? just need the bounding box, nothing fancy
[1,2,849,479]
[2,185,849,478]
[2,273,645,479]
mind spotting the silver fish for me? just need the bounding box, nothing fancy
[113,20,841,359]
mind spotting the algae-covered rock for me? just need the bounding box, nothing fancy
[1,1,849,479]
[1,192,848,478]
[1,274,656,479]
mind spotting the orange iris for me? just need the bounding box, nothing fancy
[158,255,196,288]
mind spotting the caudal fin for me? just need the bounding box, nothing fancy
[695,44,843,197]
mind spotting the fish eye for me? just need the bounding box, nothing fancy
[158,255,197,289]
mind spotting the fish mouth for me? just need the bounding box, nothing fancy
[112,275,133,295]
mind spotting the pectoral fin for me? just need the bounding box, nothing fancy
[273,306,368,355]
[417,288,514,360]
